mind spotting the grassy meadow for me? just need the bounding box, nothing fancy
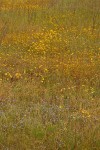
[0,0,100,149]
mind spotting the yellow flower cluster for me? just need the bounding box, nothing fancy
[80,109,91,118]
[15,73,22,79]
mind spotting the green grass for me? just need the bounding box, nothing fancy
[0,0,100,149]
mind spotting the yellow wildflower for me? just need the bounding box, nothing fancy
[15,73,22,79]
